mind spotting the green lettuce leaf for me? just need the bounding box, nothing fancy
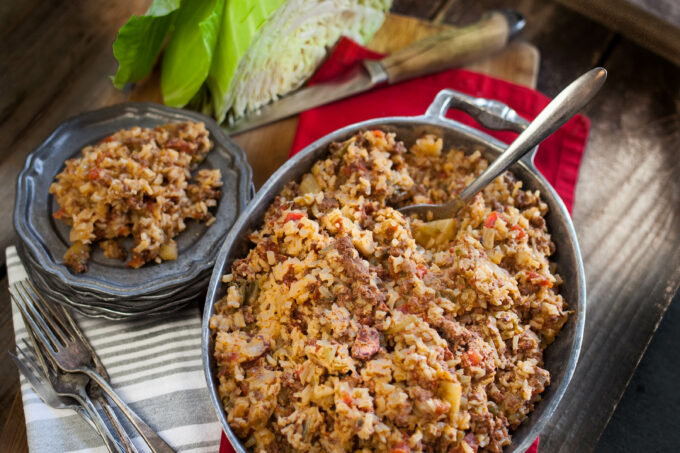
[112,0,182,90]
[161,0,224,107]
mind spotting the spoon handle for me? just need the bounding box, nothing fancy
[458,67,607,203]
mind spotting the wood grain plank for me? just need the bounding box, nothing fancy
[541,38,680,452]
[390,0,442,19]
[556,0,680,67]
[0,276,17,432]
[440,0,616,96]
[0,0,40,42]
[0,392,27,453]
[465,42,539,89]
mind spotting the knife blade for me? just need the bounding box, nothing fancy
[225,10,525,136]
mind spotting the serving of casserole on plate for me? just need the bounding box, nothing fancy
[14,103,253,318]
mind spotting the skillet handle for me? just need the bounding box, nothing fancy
[423,89,537,166]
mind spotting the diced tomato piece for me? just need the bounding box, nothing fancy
[390,441,411,453]
[285,211,305,222]
[416,265,427,279]
[511,224,526,239]
[53,208,65,219]
[527,271,553,288]
[463,349,482,367]
[341,392,352,406]
[485,211,499,228]
[88,168,102,181]
[372,130,384,138]
[100,135,115,143]
[527,271,541,283]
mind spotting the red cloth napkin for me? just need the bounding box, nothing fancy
[219,36,590,453]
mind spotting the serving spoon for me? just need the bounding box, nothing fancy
[398,67,607,220]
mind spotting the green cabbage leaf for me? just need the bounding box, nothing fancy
[112,0,182,90]
[161,0,224,107]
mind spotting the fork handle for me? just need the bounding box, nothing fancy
[72,392,124,453]
[84,367,176,453]
[98,394,140,453]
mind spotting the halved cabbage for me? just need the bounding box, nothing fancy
[112,0,392,123]
[211,0,392,123]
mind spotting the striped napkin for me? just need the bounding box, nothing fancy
[7,246,222,452]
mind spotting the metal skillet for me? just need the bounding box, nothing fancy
[203,71,598,452]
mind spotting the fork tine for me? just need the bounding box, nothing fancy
[20,337,51,378]
[15,341,43,379]
[22,281,111,381]
[16,340,35,365]
[22,323,61,381]
[11,341,59,407]
[49,295,86,341]
[18,281,73,346]
[11,285,60,355]
[8,350,46,395]
[25,280,77,340]
[45,293,111,380]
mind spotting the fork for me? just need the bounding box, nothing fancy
[10,340,95,430]
[10,339,122,453]
[48,290,139,453]
[11,281,175,453]
[20,314,138,453]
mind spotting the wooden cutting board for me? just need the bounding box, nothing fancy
[232,13,539,187]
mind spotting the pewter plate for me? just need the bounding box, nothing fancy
[16,238,214,319]
[14,103,253,314]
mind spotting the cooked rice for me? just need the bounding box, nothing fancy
[50,121,222,272]
[210,131,569,452]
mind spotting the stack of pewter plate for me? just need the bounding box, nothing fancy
[13,104,253,319]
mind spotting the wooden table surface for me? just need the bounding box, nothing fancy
[1,1,679,452]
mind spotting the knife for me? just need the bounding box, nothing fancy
[224,10,526,136]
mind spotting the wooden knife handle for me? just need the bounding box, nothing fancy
[381,12,512,84]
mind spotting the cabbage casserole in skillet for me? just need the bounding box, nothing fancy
[210,130,568,453]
